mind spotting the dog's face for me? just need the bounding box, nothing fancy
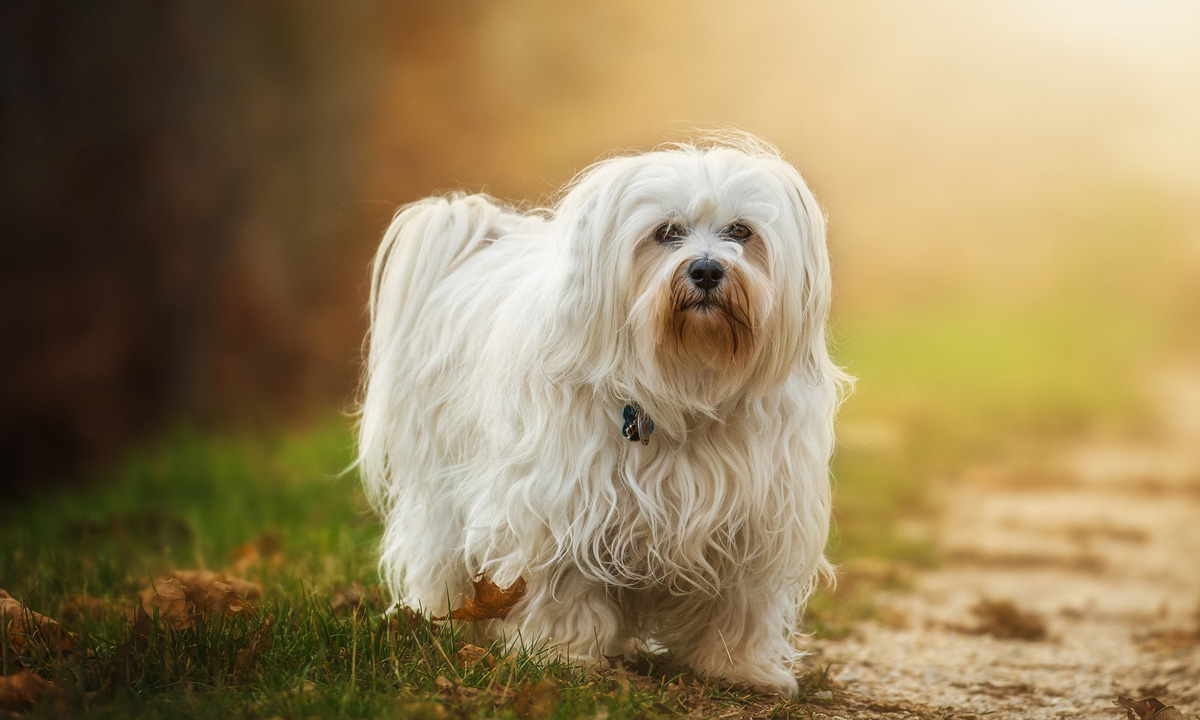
[550,141,831,429]
[629,184,775,376]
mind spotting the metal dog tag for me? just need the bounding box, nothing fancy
[621,403,655,445]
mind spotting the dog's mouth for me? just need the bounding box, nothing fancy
[671,288,756,359]
[680,295,718,312]
[675,281,747,318]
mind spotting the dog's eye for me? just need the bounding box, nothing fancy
[725,223,753,242]
[653,223,684,244]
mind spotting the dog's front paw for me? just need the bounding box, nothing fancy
[737,666,800,698]
[538,642,614,671]
[691,655,800,697]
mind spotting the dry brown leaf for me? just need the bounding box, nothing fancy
[0,589,78,653]
[431,674,487,702]
[0,670,57,711]
[968,598,1047,641]
[438,576,526,622]
[512,678,559,719]
[232,614,275,683]
[174,570,262,607]
[456,643,494,668]
[177,570,260,616]
[136,578,192,631]
[1114,696,1189,720]
[134,571,263,631]
[382,606,431,635]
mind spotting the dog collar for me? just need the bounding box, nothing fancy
[621,403,655,445]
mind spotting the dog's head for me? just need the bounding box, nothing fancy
[547,134,836,432]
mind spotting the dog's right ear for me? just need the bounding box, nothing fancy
[541,156,648,385]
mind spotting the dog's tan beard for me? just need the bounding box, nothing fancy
[658,262,757,372]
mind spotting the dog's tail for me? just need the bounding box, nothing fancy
[357,194,534,509]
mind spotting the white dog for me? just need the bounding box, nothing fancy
[357,133,849,695]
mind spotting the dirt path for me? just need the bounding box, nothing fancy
[812,368,1200,719]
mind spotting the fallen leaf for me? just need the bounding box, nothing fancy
[0,589,78,653]
[1114,696,1188,720]
[381,605,431,635]
[0,671,57,711]
[134,571,263,631]
[512,678,559,719]
[456,643,494,668]
[177,570,260,615]
[429,675,487,702]
[136,578,191,631]
[232,614,275,683]
[436,576,527,622]
[176,570,261,607]
[968,598,1046,641]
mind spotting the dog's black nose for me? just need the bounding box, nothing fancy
[688,258,725,291]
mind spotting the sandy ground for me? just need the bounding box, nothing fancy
[808,368,1200,719]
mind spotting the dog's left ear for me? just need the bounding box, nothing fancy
[775,163,834,387]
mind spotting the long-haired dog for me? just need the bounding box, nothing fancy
[357,133,849,695]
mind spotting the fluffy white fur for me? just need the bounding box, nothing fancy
[357,133,849,696]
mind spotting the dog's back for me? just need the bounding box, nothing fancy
[359,195,539,505]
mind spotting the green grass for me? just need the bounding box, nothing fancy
[1,292,1166,717]
[1,423,836,719]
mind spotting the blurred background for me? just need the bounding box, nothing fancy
[2,0,1198,491]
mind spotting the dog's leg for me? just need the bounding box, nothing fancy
[660,586,800,697]
[380,503,471,617]
[503,569,626,667]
